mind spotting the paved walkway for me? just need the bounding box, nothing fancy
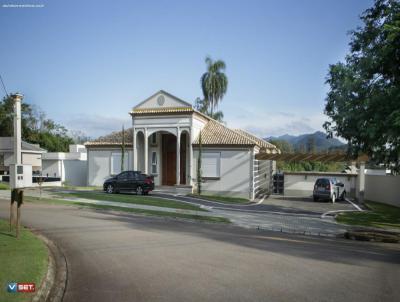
[0,188,351,237]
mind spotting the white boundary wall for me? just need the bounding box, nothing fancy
[283,172,358,197]
[365,175,400,207]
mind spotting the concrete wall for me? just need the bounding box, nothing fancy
[193,147,252,199]
[283,172,358,197]
[365,175,400,207]
[42,159,61,178]
[87,148,133,186]
[64,160,87,186]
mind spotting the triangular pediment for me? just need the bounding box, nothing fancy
[134,90,192,109]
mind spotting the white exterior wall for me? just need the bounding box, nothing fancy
[283,172,357,197]
[3,151,42,169]
[365,175,400,207]
[42,159,61,178]
[22,153,42,168]
[87,149,133,186]
[193,148,252,199]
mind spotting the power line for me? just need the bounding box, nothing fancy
[0,73,9,97]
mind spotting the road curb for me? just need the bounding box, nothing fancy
[32,232,68,302]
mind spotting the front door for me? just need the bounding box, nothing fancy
[162,134,176,185]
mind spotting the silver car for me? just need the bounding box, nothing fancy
[313,178,346,203]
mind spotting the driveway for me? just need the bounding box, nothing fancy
[0,200,399,302]
[152,193,358,216]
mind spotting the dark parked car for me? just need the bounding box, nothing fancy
[313,178,346,203]
[103,171,154,195]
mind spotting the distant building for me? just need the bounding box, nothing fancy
[41,145,87,186]
[0,137,46,175]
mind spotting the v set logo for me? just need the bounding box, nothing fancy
[7,282,35,293]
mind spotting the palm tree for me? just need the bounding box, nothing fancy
[201,56,228,116]
[194,97,224,122]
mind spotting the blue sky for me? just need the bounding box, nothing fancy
[0,0,373,138]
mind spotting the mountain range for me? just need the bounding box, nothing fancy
[265,131,346,152]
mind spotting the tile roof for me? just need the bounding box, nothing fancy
[130,107,194,115]
[85,128,133,147]
[85,114,279,153]
[234,129,279,151]
[192,120,279,152]
[0,137,46,152]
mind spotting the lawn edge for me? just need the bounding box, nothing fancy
[31,231,68,302]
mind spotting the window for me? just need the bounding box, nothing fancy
[151,151,157,174]
[111,152,128,175]
[150,133,157,145]
[202,152,221,178]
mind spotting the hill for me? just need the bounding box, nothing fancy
[266,131,346,152]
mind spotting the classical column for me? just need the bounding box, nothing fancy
[176,128,181,185]
[133,128,137,170]
[144,128,148,174]
[188,131,193,186]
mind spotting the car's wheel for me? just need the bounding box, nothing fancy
[136,186,144,195]
[331,193,336,203]
[341,191,346,201]
[106,184,114,194]
[313,195,318,202]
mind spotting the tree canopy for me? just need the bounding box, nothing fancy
[0,94,74,152]
[200,56,228,116]
[324,0,400,172]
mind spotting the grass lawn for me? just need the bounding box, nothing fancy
[336,200,400,230]
[56,191,207,211]
[0,219,48,302]
[62,185,102,191]
[24,196,230,224]
[0,182,10,190]
[187,193,249,204]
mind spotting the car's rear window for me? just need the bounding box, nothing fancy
[316,179,330,187]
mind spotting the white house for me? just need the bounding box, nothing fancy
[41,144,87,186]
[85,90,279,199]
[0,137,46,175]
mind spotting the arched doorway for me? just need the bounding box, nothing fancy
[161,133,177,185]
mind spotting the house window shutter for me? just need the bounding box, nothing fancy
[202,152,221,178]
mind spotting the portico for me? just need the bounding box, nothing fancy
[132,127,193,186]
[130,91,196,187]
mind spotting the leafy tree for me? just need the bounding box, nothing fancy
[121,125,125,172]
[200,56,228,116]
[194,97,224,122]
[268,139,293,153]
[0,94,74,152]
[324,0,400,172]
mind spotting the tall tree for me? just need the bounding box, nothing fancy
[201,56,228,116]
[324,0,400,172]
[0,94,74,152]
[194,97,224,122]
[197,131,202,195]
[121,125,125,172]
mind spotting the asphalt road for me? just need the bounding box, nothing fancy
[152,192,356,216]
[1,200,399,302]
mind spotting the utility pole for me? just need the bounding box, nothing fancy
[9,93,25,238]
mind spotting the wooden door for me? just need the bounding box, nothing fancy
[162,134,176,185]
